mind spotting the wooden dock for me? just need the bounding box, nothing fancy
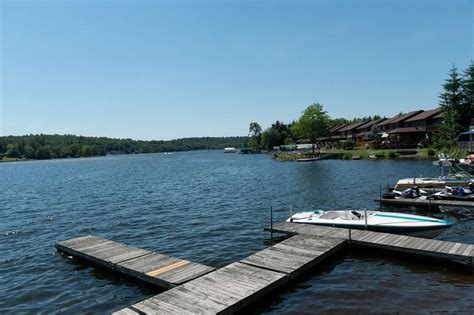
[58,225,473,314]
[56,235,215,289]
[113,234,345,314]
[376,197,474,209]
[268,222,474,266]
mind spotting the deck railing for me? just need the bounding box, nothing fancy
[458,141,474,153]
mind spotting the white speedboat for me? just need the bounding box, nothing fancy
[287,210,453,238]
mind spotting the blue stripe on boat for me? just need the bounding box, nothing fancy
[372,213,451,225]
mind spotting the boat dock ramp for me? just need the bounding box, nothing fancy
[56,224,473,314]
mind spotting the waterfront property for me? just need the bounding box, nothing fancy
[321,108,444,149]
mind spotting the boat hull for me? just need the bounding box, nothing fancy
[290,221,450,238]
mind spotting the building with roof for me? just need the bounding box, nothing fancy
[458,119,474,153]
[388,108,443,149]
[337,121,369,144]
[377,110,423,132]
[354,118,387,145]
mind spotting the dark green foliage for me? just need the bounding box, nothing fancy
[0,134,248,160]
[246,122,262,149]
[5,144,20,158]
[291,103,330,143]
[434,65,464,149]
[260,120,295,150]
[462,63,474,129]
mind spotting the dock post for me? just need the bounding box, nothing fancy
[270,206,273,242]
[379,185,382,202]
[364,209,368,230]
[429,187,432,211]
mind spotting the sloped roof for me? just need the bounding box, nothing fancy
[388,126,426,134]
[355,118,387,130]
[338,121,369,132]
[405,108,442,122]
[328,123,350,133]
[378,110,423,126]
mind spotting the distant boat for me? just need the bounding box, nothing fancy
[287,210,453,238]
[224,147,236,153]
[296,156,325,162]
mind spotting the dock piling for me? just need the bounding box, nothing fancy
[270,206,273,241]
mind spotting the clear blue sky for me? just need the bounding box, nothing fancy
[1,0,472,140]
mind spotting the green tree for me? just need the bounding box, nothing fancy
[81,145,93,157]
[434,65,464,149]
[5,144,20,158]
[291,103,330,143]
[462,62,474,129]
[34,146,51,159]
[23,145,35,159]
[247,122,262,149]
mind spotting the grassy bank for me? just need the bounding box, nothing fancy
[276,148,469,161]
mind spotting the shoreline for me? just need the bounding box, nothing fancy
[274,148,437,161]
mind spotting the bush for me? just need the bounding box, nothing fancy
[427,148,436,157]
[388,151,397,159]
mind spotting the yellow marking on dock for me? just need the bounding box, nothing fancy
[146,260,190,277]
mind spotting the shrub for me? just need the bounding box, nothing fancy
[388,151,397,159]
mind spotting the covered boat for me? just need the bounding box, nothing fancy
[224,147,236,153]
[287,210,453,238]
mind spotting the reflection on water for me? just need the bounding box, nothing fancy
[0,151,472,313]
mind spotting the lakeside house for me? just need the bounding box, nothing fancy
[322,108,446,149]
[458,120,474,153]
[354,118,387,146]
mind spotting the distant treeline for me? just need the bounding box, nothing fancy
[0,134,248,160]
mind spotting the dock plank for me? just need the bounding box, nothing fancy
[123,262,287,315]
[268,222,474,265]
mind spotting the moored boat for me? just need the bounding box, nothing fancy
[287,210,453,238]
[393,153,473,190]
[224,147,236,153]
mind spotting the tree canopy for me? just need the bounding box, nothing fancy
[291,103,330,143]
[0,134,248,160]
[434,65,465,149]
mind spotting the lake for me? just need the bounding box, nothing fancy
[1,151,473,313]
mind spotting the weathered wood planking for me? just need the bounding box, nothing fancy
[376,197,474,208]
[268,222,474,267]
[56,236,215,289]
[114,235,346,314]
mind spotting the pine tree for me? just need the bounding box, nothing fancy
[434,65,464,149]
[462,62,474,129]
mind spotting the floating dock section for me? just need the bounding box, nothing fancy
[268,222,474,266]
[56,235,215,289]
[113,234,345,314]
[376,197,474,209]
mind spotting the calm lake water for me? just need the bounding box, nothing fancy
[1,151,473,314]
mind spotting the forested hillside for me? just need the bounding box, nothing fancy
[0,134,248,160]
